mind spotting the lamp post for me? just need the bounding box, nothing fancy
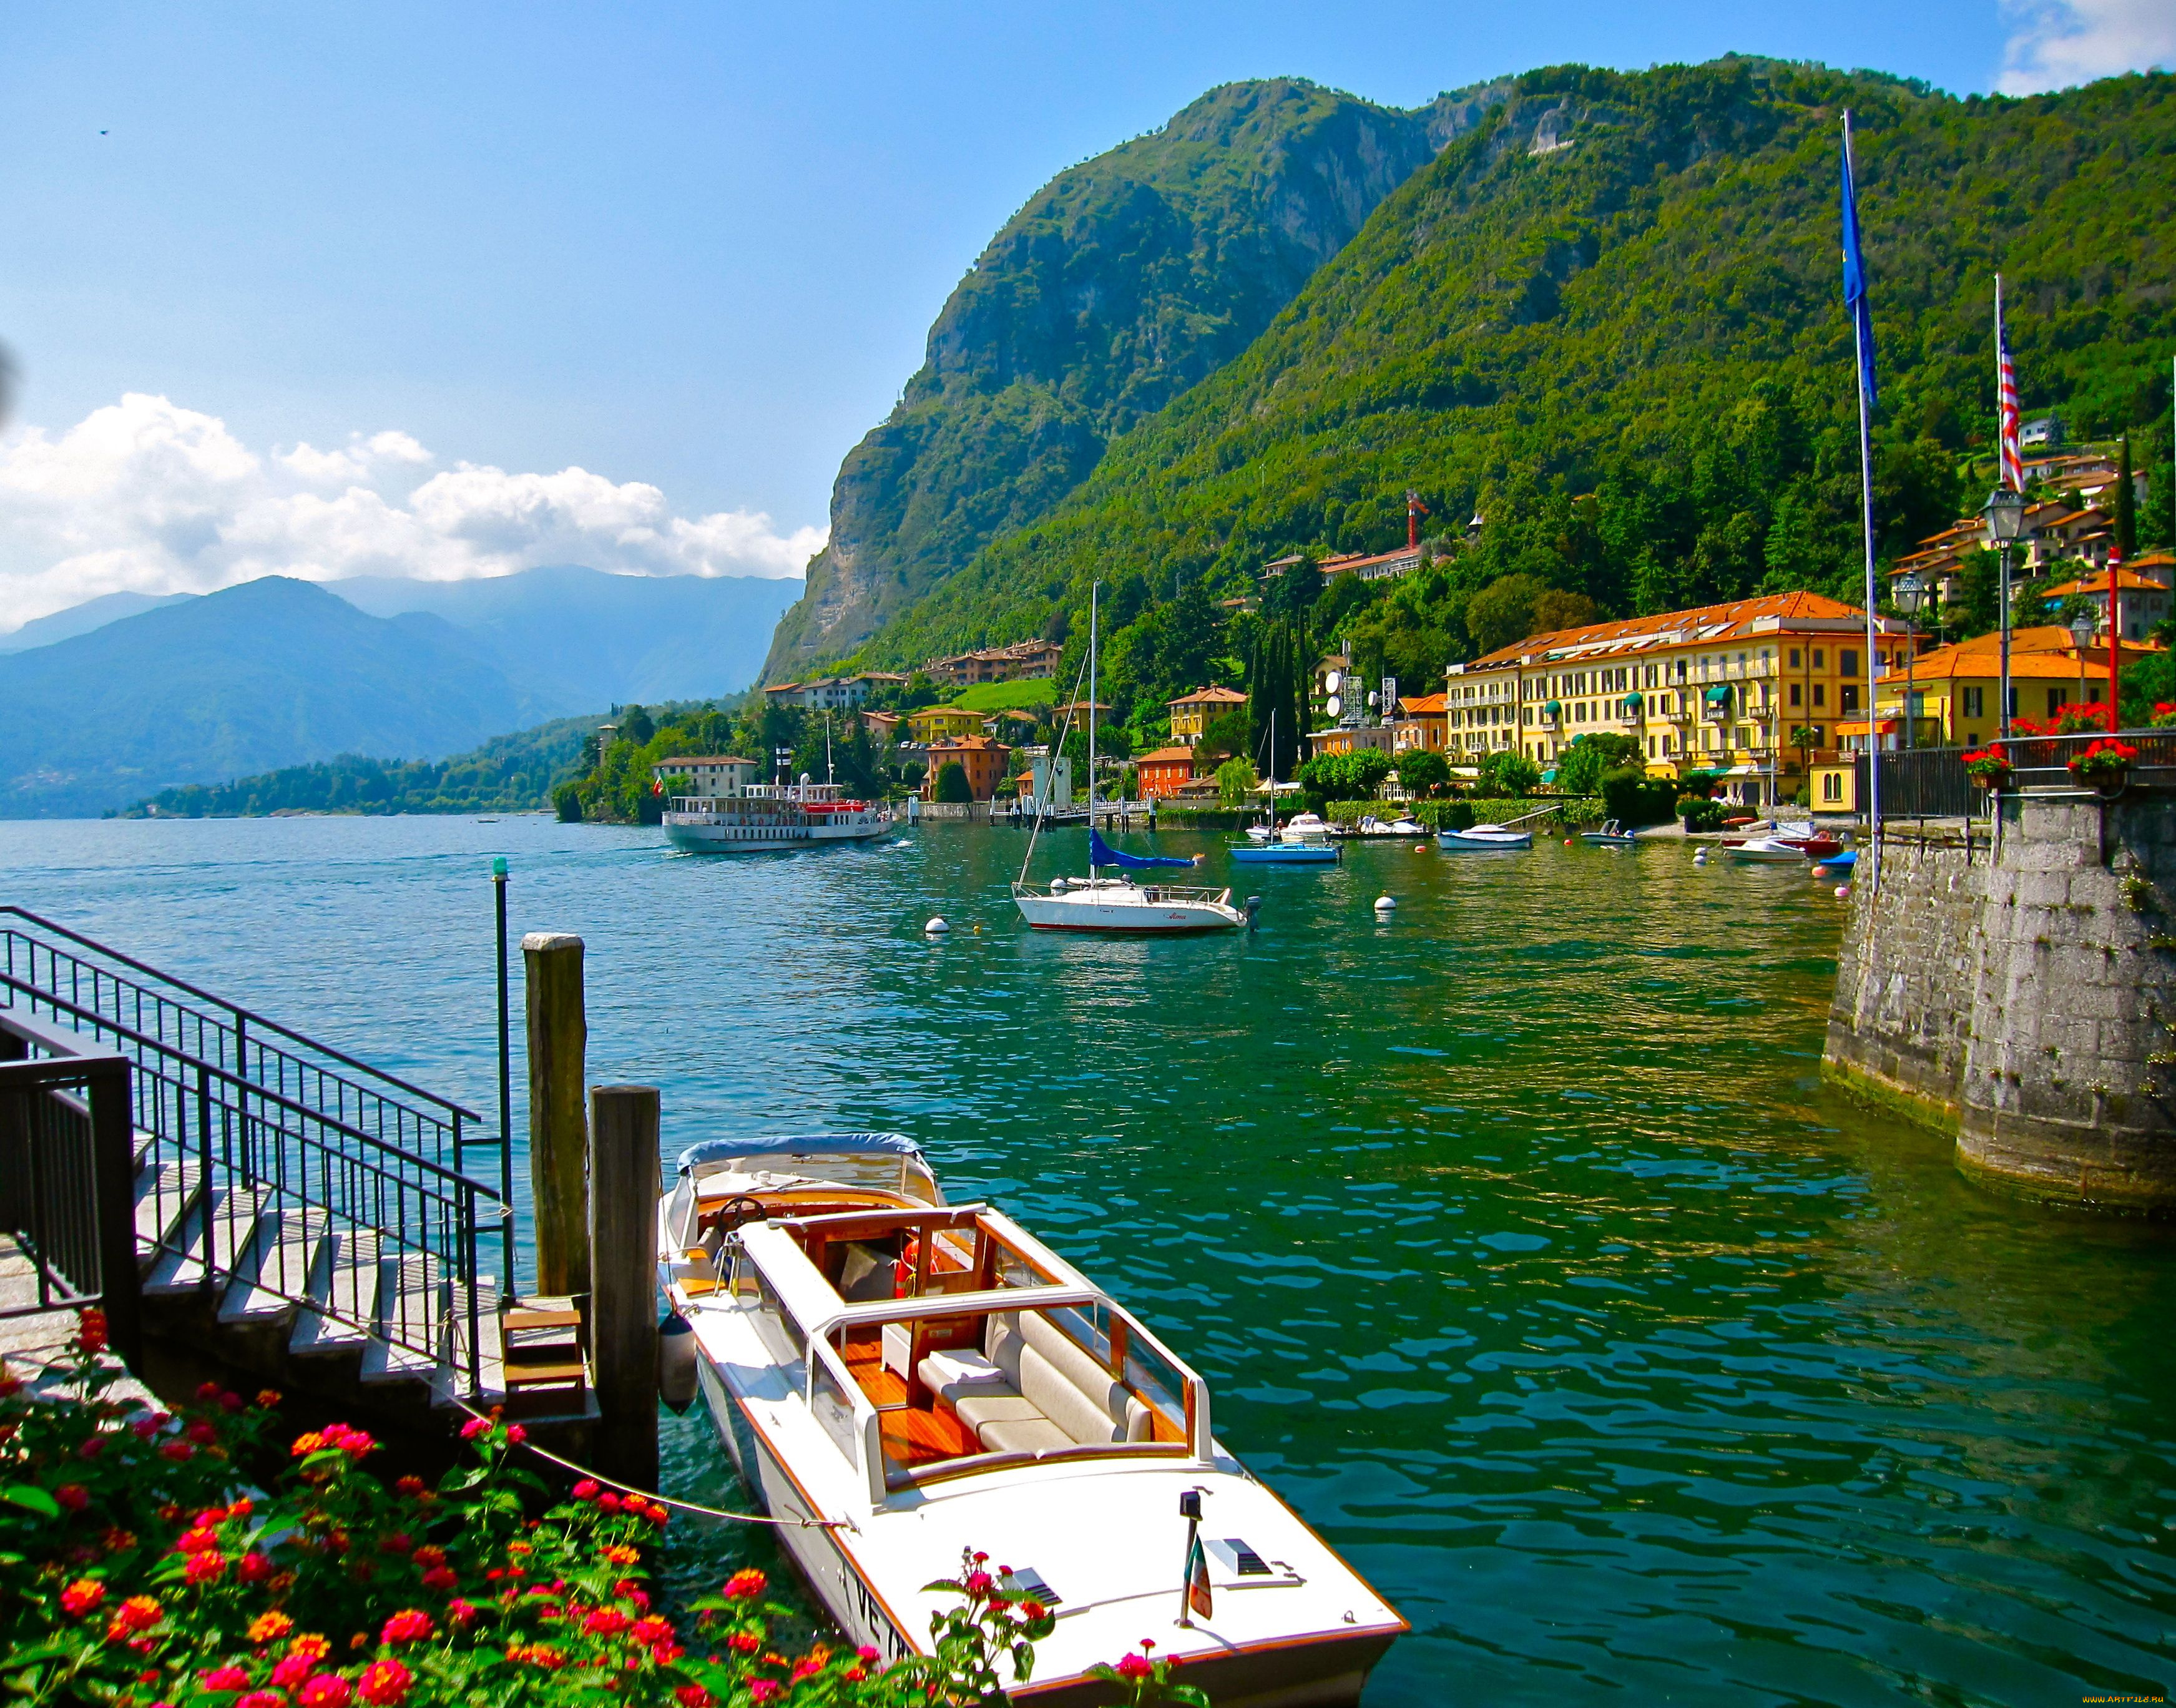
[1894,571,1928,749]
[2071,608,2095,722]
[1982,487,2027,741]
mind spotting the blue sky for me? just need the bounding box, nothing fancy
[0,1,2168,625]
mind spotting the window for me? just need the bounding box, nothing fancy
[1840,650,1858,677]
[1813,684,1826,708]
[1790,683,1802,707]
[1822,771,1844,803]
[1840,685,1861,713]
[1963,686,1984,719]
[2047,687,2067,716]
[1648,736,1657,757]
[1789,648,1801,669]
[1813,649,1825,669]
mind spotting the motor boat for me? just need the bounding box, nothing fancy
[665,780,894,853]
[1281,812,1333,842]
[1014,870,1249,930]
[1229,836,1340,865]
[1338,815,1425,840]
[1577,819,1642,848]
[1724,835,1815,863]
[1438,823,1533,852]
[659,1134,1408,1706]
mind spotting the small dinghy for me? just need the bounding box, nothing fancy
[660,1134,1407,1705]
[1725,835,1813,863]
[1438,822,1534,852]
[1577,818,1641,848]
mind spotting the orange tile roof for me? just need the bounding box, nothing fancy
[1467,590,1879,668]
[1892,642,2109,682]
[2042,567,2168,597]
[925,735,1009,752]
[1166,685,1248,707]
[1136,747,1198,765]
[1397,694,1449,715]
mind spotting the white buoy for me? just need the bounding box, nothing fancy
[1693,850,1708,865]
[1835,885,1851,900]
[924,916,949,934]
[1374,895,1396,914]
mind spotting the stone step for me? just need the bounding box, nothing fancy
[142,1184,272,1297]
[360,1252,443,1386]
[432,1275,505,1405]
[132,1157,200,1269]
[288,1226,382,1358]
[218,1207,328,1328]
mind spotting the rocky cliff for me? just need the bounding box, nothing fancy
[762,76,1510,679]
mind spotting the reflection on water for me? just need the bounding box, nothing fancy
[4,815,2173,1704]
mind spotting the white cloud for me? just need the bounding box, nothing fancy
[1999,0,2176,92]
[0,393,822,631]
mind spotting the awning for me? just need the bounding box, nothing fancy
[1703,684,1733,705]
[1544,700,1562,715]
[1718,763,1761,776]
[1623,691,1644,709]
[1835,719,1898,737]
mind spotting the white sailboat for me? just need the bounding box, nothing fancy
[659,1133,1407,1706]
[1012,583,1246,933]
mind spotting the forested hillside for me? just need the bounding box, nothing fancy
[761,75,1513,678]
[829,59,2175,741]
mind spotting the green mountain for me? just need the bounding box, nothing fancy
[0,577,564,817]
[831,60,2175,723]
[760,75,1512,679]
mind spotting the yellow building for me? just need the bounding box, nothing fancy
[1450,592,1910,792]
[1165,685,1248,745]
[906,706,985,744]
[1868,625,2162,744]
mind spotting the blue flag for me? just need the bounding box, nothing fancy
[1840,122,1878,418]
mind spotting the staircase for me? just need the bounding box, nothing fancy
[0,908,544,1433]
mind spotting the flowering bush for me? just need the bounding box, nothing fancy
[2152,702,2176,730]
[2050,702,2118,736]
[1960,747,2014,790]
[2069,738,2139,785]
[0,1310,1120,1706]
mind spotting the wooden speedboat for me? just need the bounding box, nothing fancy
[1437,823,1532,852]
[659,1135,1408,1706]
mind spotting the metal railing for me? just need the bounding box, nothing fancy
[0,1031,141,1360]
[1997,728,2176,795]
[1857,747,1979,819]
[0,910,503,1393]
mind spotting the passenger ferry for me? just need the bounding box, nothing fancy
[663,781,894,853]
[659,1134,1406,1706]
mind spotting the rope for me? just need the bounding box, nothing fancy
[442,1388,849,1531]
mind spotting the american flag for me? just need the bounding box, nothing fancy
[1996,281,2024,491]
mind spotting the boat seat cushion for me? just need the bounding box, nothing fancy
[978,1415,1074,1455]
[984,1311,1156,1446]
[948,1388,1044,1436]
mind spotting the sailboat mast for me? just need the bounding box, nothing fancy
[1088,581,1099,837]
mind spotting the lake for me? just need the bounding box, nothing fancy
[2,813,2172,1704]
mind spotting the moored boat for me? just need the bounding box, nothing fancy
[1724,835,1812,863]
[1577,818,1642,848]
[659,1134,1408,1706]
[1228,836,1340,865]
[1438,823,1533,852]
[665,781,894,853]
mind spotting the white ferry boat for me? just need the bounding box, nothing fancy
[659,1134,1406,1706]
[663,781,894,854]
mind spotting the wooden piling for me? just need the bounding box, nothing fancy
[589,1084,660,1491]
[522,932,589,1300]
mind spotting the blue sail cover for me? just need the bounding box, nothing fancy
[1089,828,1195,869]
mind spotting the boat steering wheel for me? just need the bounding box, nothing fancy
[705,1194,772,1234]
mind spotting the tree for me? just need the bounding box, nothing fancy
[1198,709,1251,764]
[1555,733,1640,794]
[1465,574,1546,656]
[1790,724,1822,772]
[553,781,585,823]
[1394,749,1449,798]
[617,705,655,747]
[1294,748,1393,806]
[1530,588,1600,636]
[2117,432,2137,560]
[933,762,972,803]
[1246,617,1308,781]
[1475,748,1541,797]
[1215,755,1259,808]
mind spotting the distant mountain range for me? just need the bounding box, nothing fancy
[0,589,195,652]
[0,567,801,817]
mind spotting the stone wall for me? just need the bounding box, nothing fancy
[1826,797,2176,1211]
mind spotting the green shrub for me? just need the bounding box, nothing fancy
[933,761,973,803]
[1474,750,1541,797]
[0,1312,1076,1708]
[1294,748,1393,807]
[1438,799,1476,832]
[1678,795,1727,831]
[1600,767,1678,827]
[1554,735,1641,795]
[552,782,584,823]
[1393,750,1449,798]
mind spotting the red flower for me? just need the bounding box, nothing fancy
[505,1424,527,1445]
[61,1578,104,1617]
[597,1492,622,1513]
[54,1483,90,1512]
[675,1689,715,1708]
[631,1616,673,1646]
[272,1655,313,1688]
[76,1436,104,1460]
[727,1632,761,1654]
[184,1419,218,1445]
[238,1691,285,1708]
[378,1531,413,1556]
[184,1550,227,1584]
[723,1568,765,1600]
[421,1566,456,1591]
[572,1479,600,1500]
[76,1309,108,1355]
[582,1607,630,1636]
[357,1659,411,1706]
[1115,1652,1153,1680]
[300,1676,354,1708]
[790,1657,824,1683]
[380,1609,432,1645]
[459,1417,489,1440]
[200,1663,252,1691]
[239,1551,274,1583]
[964,1571,993,1596]
[447,1599,477,1626]
[159,1440,195,1463]
[748,1684,780,1706]
[106,1595,161,1638]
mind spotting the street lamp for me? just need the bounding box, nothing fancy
[2071,606,2096,723]
[1982,487,2028,740]
[1894,571,1928,749]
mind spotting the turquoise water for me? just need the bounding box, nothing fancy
[3,814,2172,1704]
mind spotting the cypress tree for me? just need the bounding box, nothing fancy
[2117,432,2137,559]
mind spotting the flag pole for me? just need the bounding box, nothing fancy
[1844,110,1881,890]
[1997,274,2012,743]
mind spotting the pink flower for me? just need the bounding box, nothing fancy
[505,1424,527,1445]
[460,1418,489,1440]
[76,1436,104,1460]
[270,1655,313,1688]
[357,1659,411,1707]
[377,1531,412,1556]
[447,1599,476,1626]
[184,1549,227,1584]
[238,1551,273,1583]
[299,1679,352,1708]
[856,1646,880,1663]
[748,1684,780,1706]
[200,1664,252,1691]
[572,1479,600,1500]
[964,1571,993,1596]
[1115,1652,1153,1679]
[380,1609,432,1645]
[790,1657,824,1683]
[185,1420,219,1445]
[420,1566,456,1591]
[238,1691,286,1708]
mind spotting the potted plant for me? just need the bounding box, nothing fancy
[2067,737,2139,793]
[1961,745,2014,791]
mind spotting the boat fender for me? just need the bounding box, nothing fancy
[1835,884,1851,900]
[1414,843,1428,853]
[924,916,949,934]
[658,1312,698,1415]
[1051,877,1069,893]
[1374,895,1396,913]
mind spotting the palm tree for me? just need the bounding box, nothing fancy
[1790,724,1822,777]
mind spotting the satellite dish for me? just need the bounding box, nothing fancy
[1324,670,1343,693]
[1325,694,1343,718]
[1366,690,1379,708]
